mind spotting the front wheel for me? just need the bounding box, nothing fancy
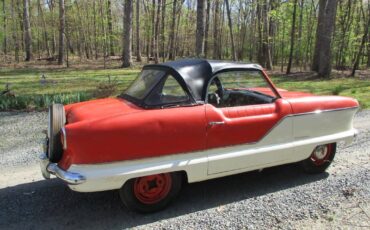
[301,143,336,174]
[119,172,182,213]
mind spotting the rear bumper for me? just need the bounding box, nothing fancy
[39,153,86,185]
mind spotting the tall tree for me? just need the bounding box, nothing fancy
[2,0,7,55]
[168,0,177,60]
[161,0,166,62]
[225,0,236,60]
[204,0,210,58]
[351,2,369,76]
[38,0,51,57]
[122,0,133,68]
[11,0,19,62]
[106,0,115,56]
[136,0,142,62]
[286,0,298,74]
[213,0,221,59]
[23,0,32,61]
[312,0,338,77]
[195,0,205,57]
[154,0,161,63]
[58,0,65,65]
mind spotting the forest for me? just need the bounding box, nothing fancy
[0,0,369,111]
[0,0,369,76]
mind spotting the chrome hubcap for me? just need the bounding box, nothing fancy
[313,145,328,160]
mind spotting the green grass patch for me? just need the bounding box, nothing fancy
[271,76,370,109]
[0,67,369,110]
[0,67,140,111]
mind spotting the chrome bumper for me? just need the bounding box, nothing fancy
[39,153,86,185]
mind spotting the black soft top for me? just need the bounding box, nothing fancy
[144,59,263,102]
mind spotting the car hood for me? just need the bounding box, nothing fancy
[64,98,142,124]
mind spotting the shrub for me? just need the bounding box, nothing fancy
[0,92,93,111]
[93,75,119,98]
[331,85,346,95]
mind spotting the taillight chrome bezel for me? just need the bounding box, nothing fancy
[61,127,67,150]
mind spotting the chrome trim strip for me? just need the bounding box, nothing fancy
[47,163,86,185]
[61,127,67,150]
[290,106,359,117]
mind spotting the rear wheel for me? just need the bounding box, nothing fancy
[48,103,66,163]
[119,172,182,213]
[301,143,336,173]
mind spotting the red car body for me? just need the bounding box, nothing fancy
[40,59,358,212]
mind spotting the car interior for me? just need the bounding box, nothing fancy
[207,75,276,108]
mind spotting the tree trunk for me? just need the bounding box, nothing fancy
[48,0,56,56]
[38,0,51,57]
[213,0,220,59]
[154,0,161,63]
[225,0,236,60]
[136,0,142,62]
[150,0,156,58]
[161,0,166,62]
[23,0,32,61]
[11,0,19,62]
[122,0,133,68]
[286,0,298,74]
[312,0,338,77]
[168,0,177,60]
[93,1,98,59]
[351,5,369,77]
[204,0,210,58]
[262,0,272,69]
[107,0,115,56]
[296,0,304,68]
[57,0,65,65]
[2,0,7,55]
[195,0,205,57]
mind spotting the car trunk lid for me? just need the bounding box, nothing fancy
[64,98,142,124]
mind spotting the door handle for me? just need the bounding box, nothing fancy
[209,121,225,126]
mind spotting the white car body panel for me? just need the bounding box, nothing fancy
[67,107,358,192]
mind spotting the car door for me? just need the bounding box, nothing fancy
[205,70,293,174]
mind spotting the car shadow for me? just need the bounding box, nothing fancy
[0,163,329,230]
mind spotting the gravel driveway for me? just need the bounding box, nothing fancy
[0,110,369,229]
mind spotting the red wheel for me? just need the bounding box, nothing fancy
[133,174,172,204]
[310,144,332,166]
[302,143,336,173]
[119,172,182,213]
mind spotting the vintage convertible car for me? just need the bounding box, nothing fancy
[40,59,359,212]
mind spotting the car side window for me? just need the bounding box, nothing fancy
[207,70,277,108]
[145,74,189,106]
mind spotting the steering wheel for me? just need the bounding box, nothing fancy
[212,77,224,98]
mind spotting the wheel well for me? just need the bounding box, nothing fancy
[122,170,189,188]
[177,170,188,184]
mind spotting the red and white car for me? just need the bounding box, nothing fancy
[40,59,359,212]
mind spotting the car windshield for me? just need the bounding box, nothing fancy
[124,69,165,100]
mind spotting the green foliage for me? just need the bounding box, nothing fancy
[331,85,346,95]
[0,92,92,111]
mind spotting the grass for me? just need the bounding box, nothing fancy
[0,67,369,110]
[271,76,370,108]
[0,67,140,110]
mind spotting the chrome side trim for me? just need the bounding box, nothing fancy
[291,106,359,117]
[47,163,86,185]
